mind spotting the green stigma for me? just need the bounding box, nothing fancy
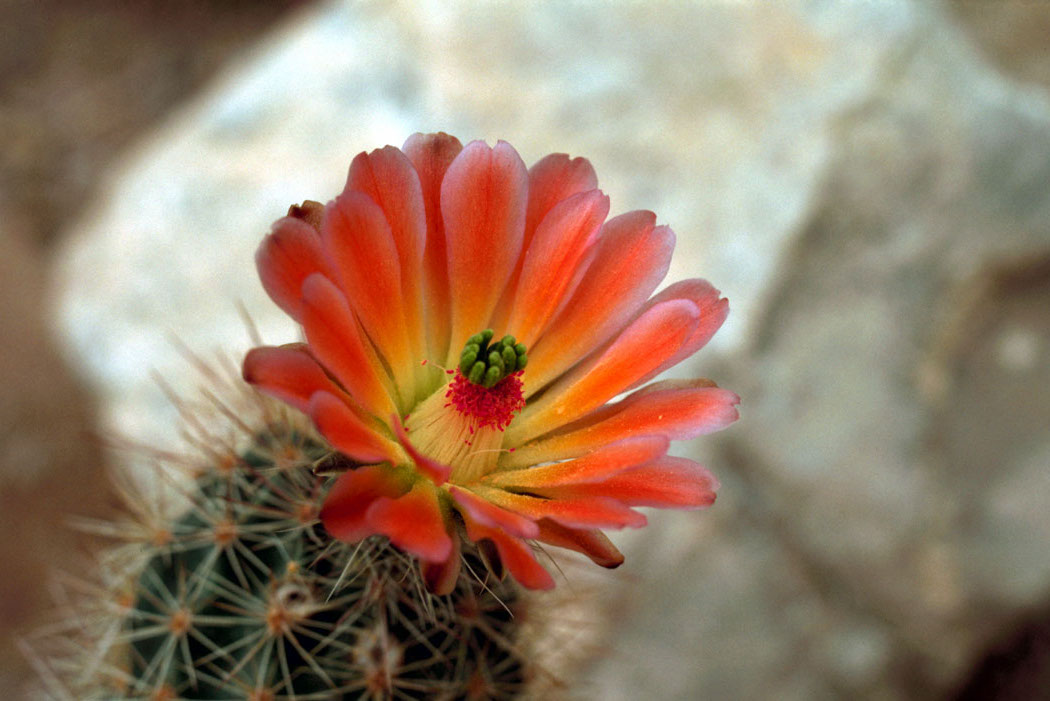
[458,329,528,388]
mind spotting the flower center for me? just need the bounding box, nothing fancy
[458,329,528,388]
[403,331,527,484]
[445,369,525,433]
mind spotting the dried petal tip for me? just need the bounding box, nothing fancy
[458,329,528,388]
[287,199,325,230]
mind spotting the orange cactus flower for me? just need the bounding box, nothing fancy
[243,133,739,592]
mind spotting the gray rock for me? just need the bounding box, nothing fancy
[702,1,1050,697]
[50,0,1050,698]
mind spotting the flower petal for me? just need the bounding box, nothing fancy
[441,140,528,365]
[539,456,719,509]
[242,343,344,413]
[367,480,453,563]
[491,154,600,331]
[308,391,404,465]
[504,380,740,469]
[403,132,464,362]
[503,189,609,347]
[300,273,398,418]
[625,279,729,390]
[448,485,539,539]
[524,154,599,243]
[255,216,329,321]
[533,519,623,569]
[461,514,555,590]
[320,464,407,543]
[322,191,416,395]
[345,147,427,360]
[421,527,462,595]
[392,415,451,485]
[486,435,668,490]
[525,212,674,393]
[472,486,646,530]
[508,299,700,445]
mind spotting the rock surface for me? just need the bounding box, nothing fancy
[0,226,111,692]
[51,0,1050,698]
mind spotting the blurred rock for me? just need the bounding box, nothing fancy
[0,224,111,691]
[691,2,1050,698]
[0,0,300,247]
[948,0,1050,91]
[49,0,1050,699]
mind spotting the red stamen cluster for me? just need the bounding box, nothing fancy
[444,370,525,432]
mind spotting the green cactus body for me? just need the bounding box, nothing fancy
[122,428,529,700]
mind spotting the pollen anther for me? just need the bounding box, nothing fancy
[457,329,528,388]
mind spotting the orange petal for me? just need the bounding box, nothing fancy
[300,273,397,418]
[540,456,719,509]
[491,154,599,331]
[320,464,407,543]
[322,191,416,394]
[308,391,403,465]
[254,216,329,321]
[345,146,427,360]
[504,380,740,469]
[448,485,539,539]
[504,189,609,347]
[441,140,528,365]
[242,343,344,413]
[486,435,668,489]
[533,519,623,569]
[625,279,729,391]
[524,154,598,244]
[403,132,464,362]
[366,481,452,563]
[525,211,674,393]
[392,415,450,485]
[473,486,646,530]
[508,299,699,445]
[461,513,555,590]
[421,527,462,595]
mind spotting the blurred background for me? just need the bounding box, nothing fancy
[3,0,1050,698]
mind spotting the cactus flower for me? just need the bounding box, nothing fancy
[243,133,739,592]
